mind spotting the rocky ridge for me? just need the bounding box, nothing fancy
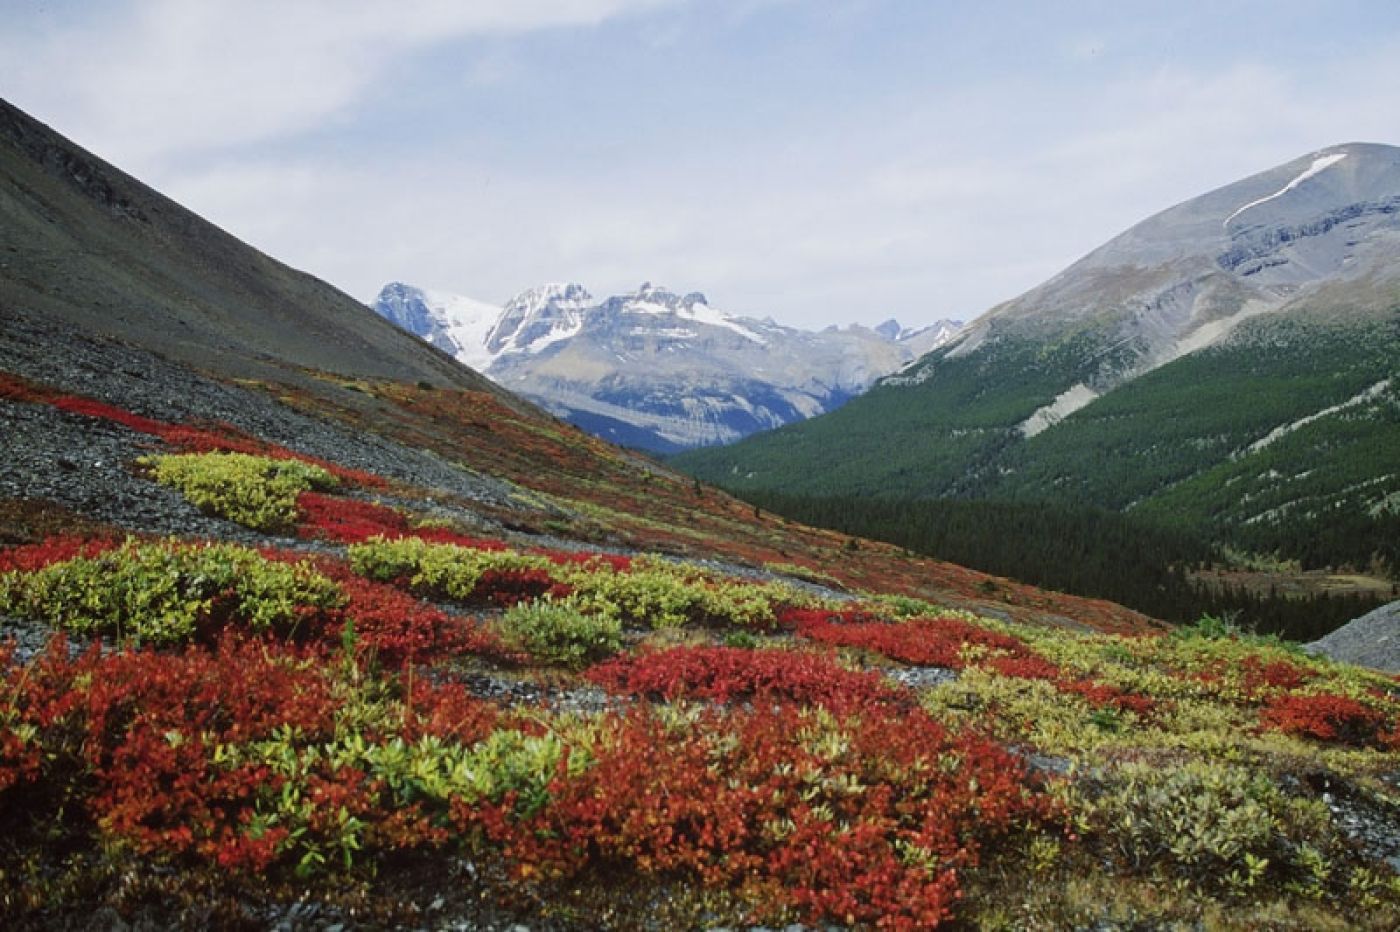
[374,280,962,452]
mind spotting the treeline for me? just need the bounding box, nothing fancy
[742,492,1389,642]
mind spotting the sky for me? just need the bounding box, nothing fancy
[3,0,1399,329]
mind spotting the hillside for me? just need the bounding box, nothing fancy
[678,144,1400,573]
[374,280,960,452]
[4,98,1400,929]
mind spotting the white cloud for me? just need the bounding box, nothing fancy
[3,4,1397,330]
[0,0,672,172]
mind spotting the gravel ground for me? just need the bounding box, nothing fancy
[0,305,521,510]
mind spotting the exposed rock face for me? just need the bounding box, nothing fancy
[1308,600,1400,673]
[374,280,961,452]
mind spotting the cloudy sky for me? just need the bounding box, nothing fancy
[3,0,1399,328]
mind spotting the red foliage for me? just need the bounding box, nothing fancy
[1259,692,1390,747]
[793,615,1156,716]
[1240,655,1315,696]
[401,680,502,745]
[488,702,1057,930]
[51,396,170,434]
[0,536,122,573]
[256,550,523,666]
[587,645,909,715]
[0,637,340,865]
[296,492,409,543]
[795,614,1027,670]
[472,568,571,607]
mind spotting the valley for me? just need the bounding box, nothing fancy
[2,92,1400,931]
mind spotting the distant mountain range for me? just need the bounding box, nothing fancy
[375,281,961,452]
[680,142,1400,571]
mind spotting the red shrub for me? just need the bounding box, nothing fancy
[587,645,909,715]
[1259,692,1390,747]
[775,606,884,629]
[472,568,570,607]
[0,536,121,573]
[1240,655,1314,696]
[0,637,340,864]
[982,654,1063,681]
[48,390,385,489]
[297,492,409,543]
[52,396,169,434]
[796,614,1028,670]
[495,702,1056,930]
[271,552,523,666]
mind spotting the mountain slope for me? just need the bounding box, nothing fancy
[679,143,1400,568]
[374,280,960,451]
[5,98,1400,931]
[0,98,503,396]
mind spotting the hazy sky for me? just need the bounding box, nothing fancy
[3,0,1399,328]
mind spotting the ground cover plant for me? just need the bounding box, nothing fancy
[5,521,1400,928]
[3,367,1400,928]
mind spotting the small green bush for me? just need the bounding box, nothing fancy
[496,596,622,667]
[0,539,343,643]
[347,537,549,599]
[144,452,338,532]
[1077,759,1334,893]
[558,555,781,629]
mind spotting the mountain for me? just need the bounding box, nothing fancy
[679,143,1400,570]
[374,279,961,452]
[0,100,508,399]
[6,97,1400,929]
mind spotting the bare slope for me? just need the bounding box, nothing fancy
[0,97,502,395]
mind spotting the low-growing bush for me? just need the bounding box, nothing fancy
[559,555,784,629]
[1259,692,1392,748]
[588,645,909,714]
[496,596,622,667]
[348,537,548,601]
[0,539,343,644]
[1071,759,1336,895]
[144,452,338,532]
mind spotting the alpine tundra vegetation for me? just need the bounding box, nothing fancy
[2,13,1400,930]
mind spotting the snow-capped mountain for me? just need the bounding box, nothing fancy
[373,281,960,451]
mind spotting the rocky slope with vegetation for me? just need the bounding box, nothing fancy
[677,145,1400,580]
[3,98,1400,929]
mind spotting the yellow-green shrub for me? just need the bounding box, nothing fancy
[496,595,622,667]
[0,539,343,643]
[144,452,338,532]
[346,537,549,599]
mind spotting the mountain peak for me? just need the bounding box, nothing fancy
[874,319,903,340]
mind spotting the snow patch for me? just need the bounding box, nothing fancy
[677,300,767,344]
[1224,153,1347,227]
[1246,379,1391,453]
[1019,383,1100,438]
[415,287,502,372]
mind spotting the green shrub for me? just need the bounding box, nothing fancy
[347,537,549,599]
[144,452,338,532]
[0,539,343,643]
[558,555,781,630]
[496,596,622,667]
[1076,759,1334,893]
